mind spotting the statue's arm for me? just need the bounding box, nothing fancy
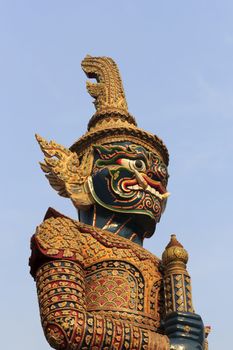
[35,259,169,350]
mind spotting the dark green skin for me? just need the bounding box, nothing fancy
[80,142,167,242]
[90,142,168,223]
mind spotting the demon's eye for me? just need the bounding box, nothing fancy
[134,159,146,171]
[117,158,147,172]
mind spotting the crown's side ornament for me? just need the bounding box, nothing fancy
[35,134,94,209]
[30,55,208,350]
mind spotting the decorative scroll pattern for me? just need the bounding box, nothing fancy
[88,143,169,226]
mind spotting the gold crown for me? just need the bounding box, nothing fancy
[70,55,169,165]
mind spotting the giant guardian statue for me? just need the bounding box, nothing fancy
[30,55,209,349]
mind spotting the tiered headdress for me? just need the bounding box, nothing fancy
[70,55,169,165]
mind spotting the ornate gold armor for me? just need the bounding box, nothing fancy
[30,209,169,349]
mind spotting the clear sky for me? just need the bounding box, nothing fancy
[1,1,232,349]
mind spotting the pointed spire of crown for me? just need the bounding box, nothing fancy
[70,55,169,166]
[81,55,137,131]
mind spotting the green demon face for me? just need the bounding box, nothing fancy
[87,142,169,223]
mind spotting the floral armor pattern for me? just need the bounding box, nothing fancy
[30,209,169,349]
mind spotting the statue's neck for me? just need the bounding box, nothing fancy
[79,205,147,246]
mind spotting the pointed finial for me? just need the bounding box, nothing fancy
[162,234,188,267]
[81,55,136,129]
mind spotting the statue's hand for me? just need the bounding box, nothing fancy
[164,312,205,350]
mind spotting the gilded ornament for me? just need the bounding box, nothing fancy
[36,134,94,209]
[162,234,188,267]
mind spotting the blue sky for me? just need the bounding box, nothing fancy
[1,1,232,349]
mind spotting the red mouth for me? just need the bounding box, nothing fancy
[142,174,166,194]
[120,178,138,192]
[121,175,166,195]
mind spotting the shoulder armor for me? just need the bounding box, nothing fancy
[30,208,161,279]
[29,209,85,278]
[34,216,84,262]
